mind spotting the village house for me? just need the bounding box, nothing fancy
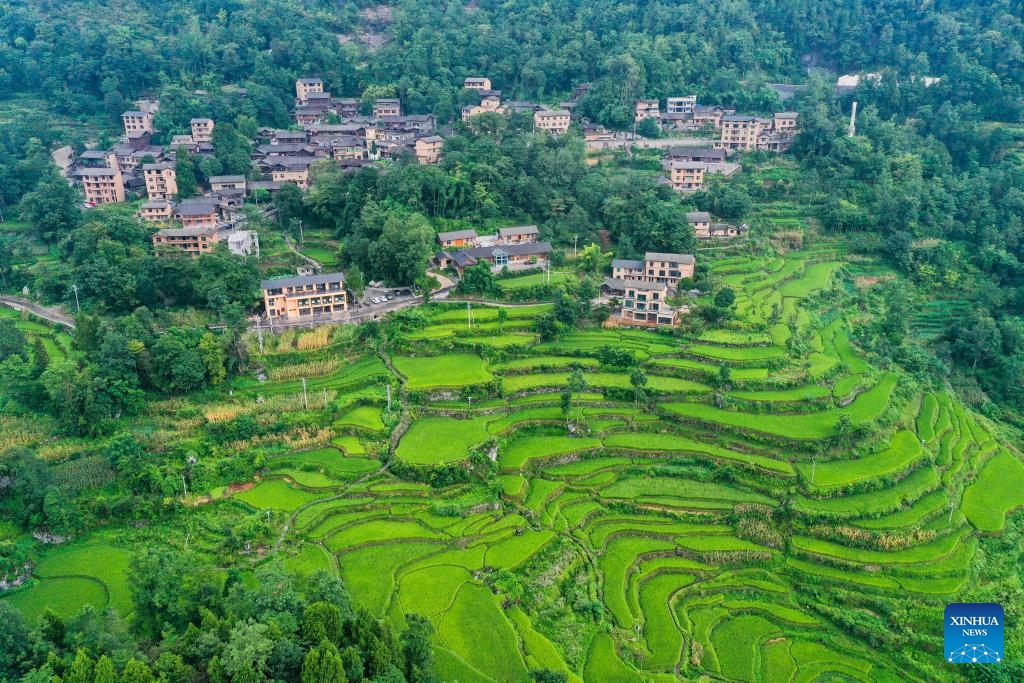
[414,136,445,165]
[72,167,125,205]
[773,111,799,133]
[664,159,741,192]
[666,96,697,115]
[122,110,154,137]
[174,198,220,229]
[334,98,360,118]
[209,175,246,192]
[295,78,324,104]
[293,107,325,126]
[373,98,402,117]
[436,229,479,249]
[380,114,437,134]
[617,280,681,328]
[464,77,492,91]
[462,94,503,121]
[708,222,749,238]
[498,225,539,245]
[139,199,174,222]
[330,136,367,160]
[665,147,727,164]
[686,211,712,237]
[634,99,661,122]
[269,159,314,189]
[691,105,736,129]
[152,226,224,257]
[143,162,177,200]
[717,115,769,151]
[262,272,348,322]
[439,242,553,275]
[190,118,215,143]
[534,109,571,135]
[605,251,696,328]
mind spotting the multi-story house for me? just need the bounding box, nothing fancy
[262,272,348,322]
[691,105,736,129]
[152,226,224,257]
[295,78,324,104]
[139,200,174,222]
[209,175,246,192]
[498,225,539,245]
[717,115,770,150]
[665,161,706,192]
[606,251,696,328]
[773,111,799,133]
[666,96,697,115]
[143,162,177,200]
[174,198,220,229]
[634,99,660,122]
[436,230,479,249]
[462,95,503,120]
[72,167,125,205]
[269,160,314,189]
[373,99,402,117]
[686,211,712,237]
[122,110,154,137]
[190,118,215,143]
[414,136,445,165]
[464,77,492,91]
[330,137,367,161]
[534,109,571,135]
[618,281,680,328]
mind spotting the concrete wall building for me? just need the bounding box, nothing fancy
[534,109,571,135]
[296,78,324,104]
[152,226,224,257]
[73,167,125,205]
[262,272,348,321]
[143,162,177,200]
[190,118,215,143]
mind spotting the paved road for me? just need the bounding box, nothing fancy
[0,296,75,329]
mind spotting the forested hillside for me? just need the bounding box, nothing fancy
[0,0,1023,682]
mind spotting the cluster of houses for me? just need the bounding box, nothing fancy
[461,77,589,136]
[632,96,799,152]
[434,225,552,275]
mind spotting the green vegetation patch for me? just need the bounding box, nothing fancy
[396,415,491,465]
[393,354,493,389]
[798,430,924,490]
[962,450,1024,532]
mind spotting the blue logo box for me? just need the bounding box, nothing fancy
[945,603,1004,664]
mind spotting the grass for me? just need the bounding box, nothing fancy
[778,261,840,298]
[234,479,329,511]
[392,354,492,389]
[729,385,831,402]
[436,583,528,681]
[335,405,385,430]
[795,466,939,517]
[662,402,839,439]
[602,432,794,475]
[798,430,924,490]
[685,344,785,362]
[396,415,491,465]
[584,633,642,682]
[601,476,773,505]
[640,572,693,669]
[497,270,570,290]
[501,436,601,469]
[961,450,1024,532]
[792,528,968,565]
[711,614,779,682]
[3,577,108,621]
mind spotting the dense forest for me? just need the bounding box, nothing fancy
[0,0,1023,680]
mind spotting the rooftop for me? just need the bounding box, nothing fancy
[646,252,696,264]
[261,272,345,290]
[175,199,219,216]
[155,226,218,237]
[499,225,539,237]
[210,175,246,183]
[686,211,711,222]
[437,229,478,241]
[612,259,644,269]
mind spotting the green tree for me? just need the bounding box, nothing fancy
[302,602,343,645]
[714,286,736,309]
[19,170,81,242]
[121,659,155,683]
[629,368,648,408]
[197,332,227,385]
[368,212,434,286]
[92,656,116,683]
[301,641,347,683]
[346,265,365,300]
[401,614,434,683]
[497,308,508,333]
[458,262,495,295]
[0,319,28,362]
[64,650,96,683]
[175,147,199,199]
[221,620,274,681]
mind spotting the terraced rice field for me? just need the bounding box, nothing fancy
[7,246,1020,683]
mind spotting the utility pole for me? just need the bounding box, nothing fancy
[573,234,579,258]
[467,302,472,329]
[386,384,392,412]
[301,377,308,409]
[181,473,188,496]
[71,284,81,313]
[322,388,328,407]
[299,219,304,244]
[810,458,816,486]
[848,101,858,137]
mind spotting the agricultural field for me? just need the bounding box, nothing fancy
[3,244,1021,683]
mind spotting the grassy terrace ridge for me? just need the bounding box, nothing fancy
[5,244,1023,683]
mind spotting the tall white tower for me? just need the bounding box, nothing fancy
[848,101,858,137]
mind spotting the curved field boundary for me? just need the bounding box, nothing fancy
[797,430,925,491]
